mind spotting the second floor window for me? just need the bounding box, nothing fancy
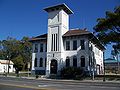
[45,44,47,52]
[66,41,70,50]
[80,40,85,50]
[34,44,38,53]
[73,40,77,50]
[40,43,43,52]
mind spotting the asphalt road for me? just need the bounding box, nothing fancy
[0,84,41,90]
[0,76,120,90]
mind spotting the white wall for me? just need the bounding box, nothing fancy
[31,42,47,72]
[0,63,14,73]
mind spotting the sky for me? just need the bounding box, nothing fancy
[0,0,119,59]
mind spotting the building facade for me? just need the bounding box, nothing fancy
[0,60,15,73]
[30,4,105,77]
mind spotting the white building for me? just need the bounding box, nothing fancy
[30,4,105,77]
[0,60,14,73]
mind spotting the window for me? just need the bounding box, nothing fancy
[51,34,53,51]
[66,57,70,67]
[89,45,93,51]
[34,58,37,67]
[39,58,43,67]
[56,34,58,51]
[54,34,55,51]
[89,56,92,66]
[45,44,47,52]
[80,40,85,50]
[9,66,11,69]
[45,58,47,67]
[34,44,38,53]
[51,33,58,51]
[66,41,70,50]
[73,40,77,50]
[81,56,85,67]
[40,43,43,52]
[73,56,77,67]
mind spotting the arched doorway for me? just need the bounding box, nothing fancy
[50,59,57,74]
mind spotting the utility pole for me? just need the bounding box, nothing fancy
[117,54,119,74]
[92,56,95,81]
[103,51,105,82]
[7,51,11,76]
[7,55,10,75]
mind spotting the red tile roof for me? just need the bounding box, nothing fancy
[63,29,91,37]
[29,34,47,41]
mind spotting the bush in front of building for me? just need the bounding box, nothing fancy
[60,67,85,80]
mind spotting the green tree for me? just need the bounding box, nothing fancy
[94,6,120,50]
[94,6,120,73]
[0,36,32,72]
[20,36,32,70]
[12,55,24,72]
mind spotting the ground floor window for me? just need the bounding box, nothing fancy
[73,56,77,67]
[66,57,70,67]
[34,58,37,67]
[81,56,85,67]
[39,58,43,67]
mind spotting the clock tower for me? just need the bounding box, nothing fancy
[44,4,73,77]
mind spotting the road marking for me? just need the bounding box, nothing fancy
[0,78,120,89]
[38,85,49,87]
[0,83,47,90]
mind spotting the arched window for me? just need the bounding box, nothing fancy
[81,56,85,67]
[66,57,70,67]
[34,58,37,67]
[73,56,77,67]
[39,58,43,67]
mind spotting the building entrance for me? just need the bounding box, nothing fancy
[50,59,57,74]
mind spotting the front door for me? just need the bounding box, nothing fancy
[50,59,57,74]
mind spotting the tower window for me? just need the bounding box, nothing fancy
[54,34,55,51]
[56,34,58,51]
[51,34,53,51]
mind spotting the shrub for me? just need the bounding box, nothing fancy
[60,67,85,79]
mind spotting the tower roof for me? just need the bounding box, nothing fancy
[44,3,73,14]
